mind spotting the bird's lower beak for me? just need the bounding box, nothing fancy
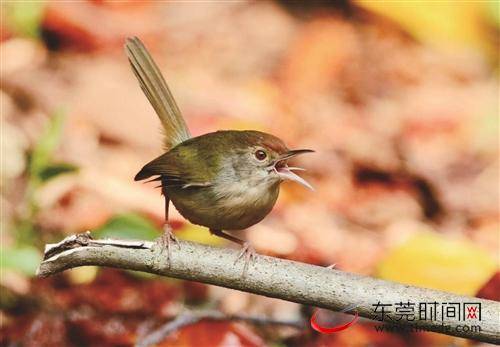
[274,149,314,191]
[276,166,314,191]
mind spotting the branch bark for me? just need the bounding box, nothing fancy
[37,233,500,344]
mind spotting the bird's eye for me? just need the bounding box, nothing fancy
[254,150,267,161]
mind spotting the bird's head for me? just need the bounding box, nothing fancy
[225,131,314,191]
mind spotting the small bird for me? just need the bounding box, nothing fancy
[125,37,313,274]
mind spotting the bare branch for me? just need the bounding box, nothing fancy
[136,309,305,347]
[37,233,500,344]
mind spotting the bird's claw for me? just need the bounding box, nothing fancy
[235,242,257,277]
[156,224,180,267]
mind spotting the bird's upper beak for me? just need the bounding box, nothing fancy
[271,149,314,191]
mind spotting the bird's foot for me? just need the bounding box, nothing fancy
[156,223,180,266]
[234,242,257,277]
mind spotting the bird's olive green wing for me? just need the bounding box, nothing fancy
[125,37,191,150]
[134,142,216,189]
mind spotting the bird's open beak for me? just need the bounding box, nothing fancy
[272,149,314,191]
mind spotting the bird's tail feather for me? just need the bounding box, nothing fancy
[125,36,191,150]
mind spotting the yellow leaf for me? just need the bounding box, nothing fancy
[377,232,497,295]
[67,266,98,285]
[175,223,226,246]
[355,1,489,50]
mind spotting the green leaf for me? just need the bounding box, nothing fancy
[4,1,45,38]
[0,246,42,276]
[38,162,78,182]
[94,213,160,240]
[486,1,500,27]
[29,111,66,182]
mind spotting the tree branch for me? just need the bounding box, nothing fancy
[136,309,305,347]
[37,233,500,344]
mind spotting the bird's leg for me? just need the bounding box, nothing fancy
[157,186,179,266]
[209,229,256,276]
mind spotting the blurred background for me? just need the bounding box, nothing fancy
[1,1,498,346]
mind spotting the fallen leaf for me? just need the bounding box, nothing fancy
[377,232,498,295]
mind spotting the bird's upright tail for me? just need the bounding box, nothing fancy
[125,37,191,150]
